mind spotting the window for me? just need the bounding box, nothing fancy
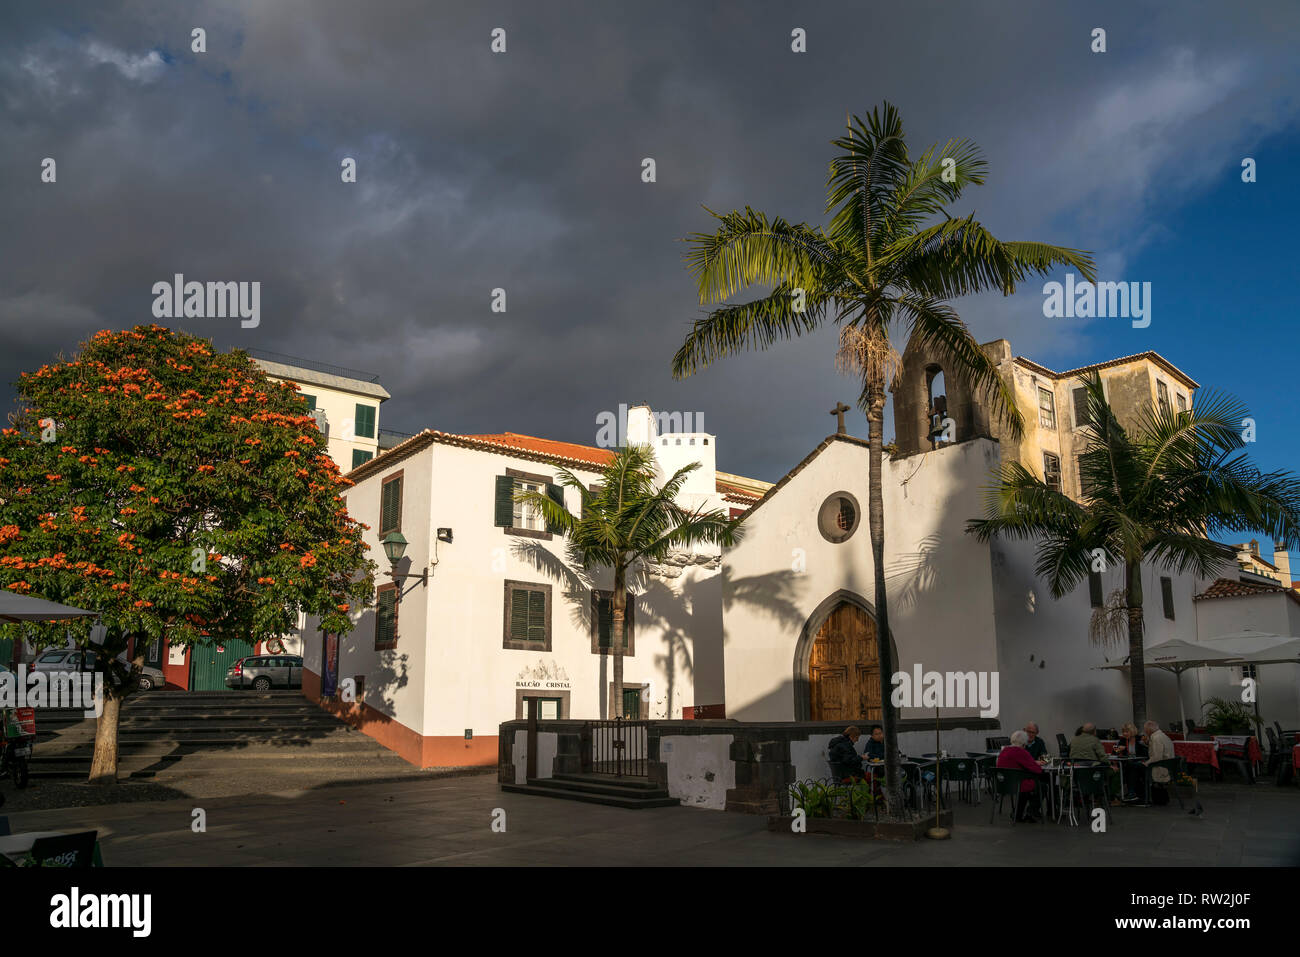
[503,581,552,651]
[379,472,403,535]
[591,589,636,655]
[375,584,398,649]
[1038,387,1056,430]
[817,491,860,544]
[1072,386,1092,429]
[352,449,372,469]
[301,393,317,411]
[494,470,562,539]
[1176,393,1187,413]
[1156,380,1171,417]
[1078,456,1096,498]
[1088,570,1103,608]
[1161,577,1175,620]
[1043,452,1062,493]
[354,403,376,439]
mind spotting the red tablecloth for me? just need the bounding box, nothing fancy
[1212,736,1263,764]
[1175,741,1219,771]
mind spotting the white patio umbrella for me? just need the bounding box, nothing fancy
[1097,639,1244,732]
[1204,632,1300,733]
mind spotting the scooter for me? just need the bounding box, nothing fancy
[0,707,35,789]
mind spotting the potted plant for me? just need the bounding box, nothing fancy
[1202,697,1260,736]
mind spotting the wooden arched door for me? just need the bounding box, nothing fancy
[809,603,881,722]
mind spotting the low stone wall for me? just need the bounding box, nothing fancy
[499,716,1000,813]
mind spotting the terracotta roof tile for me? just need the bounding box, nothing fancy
[460,432,615,467]
[1194,578,1300,604]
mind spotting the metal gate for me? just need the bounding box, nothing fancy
[582,717,649,778]
[190,638,256,691]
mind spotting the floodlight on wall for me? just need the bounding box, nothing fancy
[437,528,453,543]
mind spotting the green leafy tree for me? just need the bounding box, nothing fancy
[671,102,1095,813]
[968,373,1300,725]
[0,325,376,783]
[516,445,742,717]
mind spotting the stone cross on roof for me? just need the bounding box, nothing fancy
[830,402,850,434]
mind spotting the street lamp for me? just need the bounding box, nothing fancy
[380,531,427,601]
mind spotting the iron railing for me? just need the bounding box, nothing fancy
[582,717,649,778]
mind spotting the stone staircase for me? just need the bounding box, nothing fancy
[501,773,679,809]
[26,690,416,781]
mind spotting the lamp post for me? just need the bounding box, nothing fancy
[380,532,427,602]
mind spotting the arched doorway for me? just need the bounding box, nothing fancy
[793,590,894,721]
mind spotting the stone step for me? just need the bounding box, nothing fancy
[501,782,679,810]
[547,773,666,794]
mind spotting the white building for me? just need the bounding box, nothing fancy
[251,352,390,473]
[297,405,769,767]
[720,339,1294,751]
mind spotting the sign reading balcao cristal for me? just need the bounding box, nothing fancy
[515,659,570,690]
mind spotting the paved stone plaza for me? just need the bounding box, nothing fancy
[5,774,1298,866]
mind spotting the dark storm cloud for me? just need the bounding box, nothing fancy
[2,0,1297,480]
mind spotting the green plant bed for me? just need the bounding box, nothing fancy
[780,777,956,840]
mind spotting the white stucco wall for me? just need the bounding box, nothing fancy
[1193,593,1300,729]
[660,734,735,809]
[723,436,1001,723]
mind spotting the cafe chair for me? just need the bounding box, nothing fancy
[985,736,1011,751]
[1070,765,1113,828]
[1264,727,1283,776]
[939,757,978,805]
[28,831,99,867]
[1147,758,1191,811]
[1056,732,1070,758]
[1217,742,1254,784]
[989,767,1033,825]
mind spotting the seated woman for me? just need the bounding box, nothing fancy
[1113,721,1148,802]
[996,730,1048,822]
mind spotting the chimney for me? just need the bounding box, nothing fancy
[1274,543,1291,586]
[625,404,655,446]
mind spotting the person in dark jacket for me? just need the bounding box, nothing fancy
[827,726,866,781]
[1024,722,1048,761]
[864,725,886,761]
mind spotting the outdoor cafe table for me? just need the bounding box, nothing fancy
[1103,739,1220,772]
[0,831,103,867]
[1213,735,1263,771]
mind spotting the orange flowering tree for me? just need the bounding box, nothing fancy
[0,325,376,783]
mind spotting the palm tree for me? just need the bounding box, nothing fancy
[671,102,1095,813]
[967,373,1300,725]
[516,445,743,717]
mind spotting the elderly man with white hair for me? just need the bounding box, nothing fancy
[1144,720,1175,805]
[995,729,1049,822]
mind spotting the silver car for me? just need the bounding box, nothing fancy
[226,655,303,690]
[31,649,166,691]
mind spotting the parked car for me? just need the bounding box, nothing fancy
[31,649,166,691]
[226,655,303,691]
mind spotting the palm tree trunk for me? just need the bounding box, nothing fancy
[865,378,904,815]
[612,567,626,719]
[1125,559,1148,727]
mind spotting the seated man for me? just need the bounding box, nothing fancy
[827,725,866,781]
[1024,722,1048,761]
[864,725,886,761]
[996,730,1048,821]
[1068,722,1108,763]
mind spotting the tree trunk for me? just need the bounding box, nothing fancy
[866,379,904,815]
[612,567,626,719]
[1125,559,1147,727]
[87,648,144,786]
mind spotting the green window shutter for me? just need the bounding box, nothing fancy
[302,393,317,411]
[355,404,376,439]
[1088,570,1103,608]
[527,589,546,642]
[545,483,565,533]
[494,475,515,527]
[597,595,612,648]
[1072,387,1091,428]
[352,449,372,469]
[1161,577,1175,620]
[380,477,401,534]
[510,589,530,640]
[377,589,397,645]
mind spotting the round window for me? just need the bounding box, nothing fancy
[817,491,861,544]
